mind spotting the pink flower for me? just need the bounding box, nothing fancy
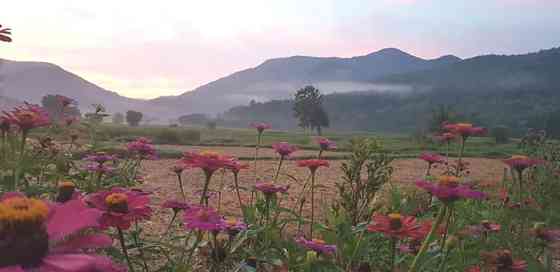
[434,132,456,143]
[183,206,225,232]
[85,163,114,174]
[162,200,191,213]
[419,152,445,165]
[442,123,486,139]
[250,122,271,133]
[225,160,250,175]
[462,220,501,238]
[502,155,543,173]
[415,176,486,204]
[2,103,50,132]
[316,137,336,151]
[272,142,298,158]
[295,237,336,254]
[87,187,152,230]
[368,213,423,240]
[127,137,157,159]
[182,151,235,177]
[223,217,248,236]
[172,164,188,175]
[0,194,122,271]
[84,152,116,165]
[255,181,289,196]
[297,159,329,173]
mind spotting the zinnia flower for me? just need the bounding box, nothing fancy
[255,181,289,197]
[182,151,234,178]
[435,132,456,143]
[443,123,486,139]
[502,155,543,173]
[127,137,157,159]
[55,181,82,203]
[316,137,336,151]
[250,122,271,133]
[367,213,423,239]
[225,160,250,175]
[532,223,560,246]
[85,163,114,175]
[419,152,445,165]
[297,159,329,173]
[2,103,50,133]
[0,24,12,42]
[0,193,122,271]
[461,220,501,238]
[87,187,152,230]
[172,164,188,175]
[480,249,527,272]
[295,237,336,254]
[162,200,191,213]
[272,142,298,158]
[223,217,247,236]
[84,152,116,165]
[415,175,486,204]
[183,206,225,232]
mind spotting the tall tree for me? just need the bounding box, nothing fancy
[293,85,329,135]
[126,110,143,127]
[41,94,80,123]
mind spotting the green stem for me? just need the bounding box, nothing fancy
[390,238,397,271]
[409,205,447,272]
[254,133,261,181]
[117,227,135,272]
[177,173,186,201]
[199,172,212,206]
[310,171,316,238]
[273,156,284,182]
[233,173,244,216]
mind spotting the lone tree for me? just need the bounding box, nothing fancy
[41,94,80,123]
[126,110,143,127]
[112,112,124,125]
[293,85,329,135]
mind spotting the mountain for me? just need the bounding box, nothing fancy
[150,48,462,114]
[222,47,560,135]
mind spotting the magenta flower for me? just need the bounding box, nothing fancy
[462,220,501,238]
[183,206,225,232]
[55,181,82,203]
[434,132,457,143]
[502,155,543,173]
[84,152,116,165]
[272,142,298,158]
[415,175,486,204]
[2,103,50,133]
[419,152,445,165]
[223,218,248,236]
[250,122,271,134]
[0,194,122,271]
[127,137,158,159]
[172,164,188,175]
[225,160,250,175]
[295,237,336,254]
[182,151,235,177]
[255,181,289,197]
[297,159,329,173]
[87,187,152,230]
[442,123,486,139]
[316,137,336,151]
[162,200,191,213]
[85,163,114,174]
[368,213,423,240]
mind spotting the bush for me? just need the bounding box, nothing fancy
[126,110,143,127]
[155,128,201,145]
[491,125,510,144]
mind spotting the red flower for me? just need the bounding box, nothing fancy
[419,152,445,165]
[443,123,486,139]
[225,159,250,175]
[316,137,336,151]
[182,151,235,177]
[367,213,422,239]
[2,103,50,132]
[502,155,543,173]
[297,159,329,173]
[272,142,298,158]
[127,137,157,159]
[0,24,12,42]
[87,187,152,230]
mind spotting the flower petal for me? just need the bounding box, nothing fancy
[47,200,102,241]
[52,234,113,253]
[39,254,98,272]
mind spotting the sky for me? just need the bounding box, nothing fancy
[1,0,559,99]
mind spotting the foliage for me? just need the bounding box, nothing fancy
[178,113,209,126]
[126,110,143,127]
[491,125,510,144]
[293,85,329,135]
[112,112,124,124]
[154,127,201,144]
[334,138,393,225]
[41,94,81,123]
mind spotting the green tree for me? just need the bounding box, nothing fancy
[293,85,329,135]
[126,110,143,127]
[41,94,80,123]
[112,112,124,125]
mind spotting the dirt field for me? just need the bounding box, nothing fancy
[137,148,506,234]
[156,144,349,158]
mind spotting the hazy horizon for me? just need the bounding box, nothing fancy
[1,0,559,99]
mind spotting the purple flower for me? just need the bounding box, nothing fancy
[86,187,152,230]
[250,122,271,134]
[0,194,123,271]
[223,218,248,236]
[272,142,298,158]
[415,176,486,204]
[316,137,336,151]
[183,206,225,232]
[83,153,116,165]
[255,181,289,196]
[162,200,191,213]
[503,155,543,173]
[127,137,158,159]
[85,163,114,174]
[295,237,336,254]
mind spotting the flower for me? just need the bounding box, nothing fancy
[172,164,188,175]
[272,142,298,158]
[295,237,336,254]
[461,220,501,238]
[255,181,289,196]
[316,137,336,151]
[297,159,329,173]
[225,160,250,175]
[415,175,486,203]
[419,152,445,165]
[532,223,560,246]
[502,155,543,173]
[0,24,12,42]
[480,249,527,272]
[435,132,456,143]
[2,103,50,132]
[162,200,191,213]
[127,137,158,159]
[367,213,423,239]
[182,151,234,177]
[85,163,114,174]
[55,181,81,203]
[83,152,116,165]
[442,123,486,139]
[223,217,247,236]
[250,122,271,133]
[183,206,225,231]
[0,194,122,271]
[87,187,152,230]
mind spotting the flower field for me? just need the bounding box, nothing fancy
[1,101,560,272]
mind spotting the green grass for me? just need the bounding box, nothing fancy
[90,124,521,159]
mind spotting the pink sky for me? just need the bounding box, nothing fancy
[0,0,558,99]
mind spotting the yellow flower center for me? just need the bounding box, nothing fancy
[200,151,219,158]
[388,213,403,230]
[510,155,528,160]
[58,181,75,189]
[225,218,238,226]
[105,193,129,213]
[311,239,326,245]
[456,123,473,129]
[438,175,459,187]
[0,197,49,224]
